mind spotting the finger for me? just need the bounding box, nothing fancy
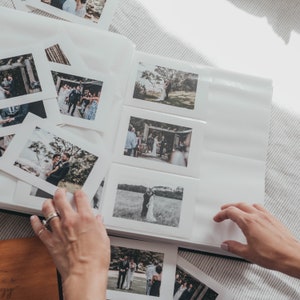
[213,206,249,231]
[221,240,249,260]
[73,189,93,215]
[252,203,267,212]
[30,215,52,243]
[52,188,75,219]
[42,198,61,232]
[220,202,257,213]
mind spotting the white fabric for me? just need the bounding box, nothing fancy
[0,1,299,299]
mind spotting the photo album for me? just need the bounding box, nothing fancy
[0,4,273,299]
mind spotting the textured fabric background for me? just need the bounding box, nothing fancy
[0,1,300,299]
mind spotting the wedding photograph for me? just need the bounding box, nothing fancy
[0,53,41,100]
[0,101,46,128]
[173,265,218,300]
[108,244,164,297]
[13,126,98,194]
[123,116,192,167]
[113,183,183,227]
[26,0,108,25]
[133,61,198,110]
[51,70,103,121]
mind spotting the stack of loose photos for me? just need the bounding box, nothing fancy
[0,25,234,300]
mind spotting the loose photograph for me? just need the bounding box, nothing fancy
[0,53,41,100]
[174,257,234,300]
[51,70,103,121]
[0,128,15,158]
[134,62,198,110]
[124,116,192,167]
[106,237,177,300]
[0,114,108,199]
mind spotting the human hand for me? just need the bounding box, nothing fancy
[30,188,110,299]
[213,203,300,278]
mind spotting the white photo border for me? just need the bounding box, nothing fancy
[0,46,57,107]
[102,163,197,240]
[125,51,210,121]
[0,113,109,201]
[23,0,120,29]
[49,63,116,132]
[107,236,178,300]
[113,106,204,178]
[176,256,234,300]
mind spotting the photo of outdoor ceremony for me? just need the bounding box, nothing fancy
[113,183,183,227]
[13,126,98,194]
[133,62,198,110]
[0,53,41,100]
[124,116,192,167]
[51,70,103,121]
[174,265,218,300]
[108,244,164,297]
[39,0,107,24]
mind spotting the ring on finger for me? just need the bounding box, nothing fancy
[43,211,60,227]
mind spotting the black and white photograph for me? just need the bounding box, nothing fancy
[0,113,108,200]
[174,257,234,300]
[106,237,177,300]
[134,62,198,110]
[101,164,196,239]
[23,0,119,29]
[123,116,192,167]
[0,48,57,107]
[0,127,15,158]
[126,52,210,120]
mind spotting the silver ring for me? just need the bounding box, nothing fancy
[44,211,60,226]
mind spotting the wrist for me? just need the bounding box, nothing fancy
[277,240,300,278]
[62,269,108,300]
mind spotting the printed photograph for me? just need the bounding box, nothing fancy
[113,183,183,227]
[45,43,71,65]
[0,53,41,100]
[173,266,219,300]
[108,245,164,297]
[124,116,192,167]
[36,0,107,24]
[13,126,98,194]
[51,71,103,120]
[133,62,198,110]
[0,134,14,157]
[0,101,46,128]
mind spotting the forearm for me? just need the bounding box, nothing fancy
[63,271,108,300]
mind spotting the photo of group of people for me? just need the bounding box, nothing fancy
[124,116,192,167]
[108,245,164,297]
[133,62,198,110]
[0,53,41,101]
[51,70,102,121]
[13,126,98,194]
[36,0,106,23]
[113,183,183,227]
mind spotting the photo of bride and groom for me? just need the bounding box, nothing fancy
[113,183,183,228]
[133,62,198,110]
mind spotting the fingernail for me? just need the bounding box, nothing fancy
[221,242,229,251]
[30,215,37,221]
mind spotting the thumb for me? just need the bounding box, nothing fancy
[221,240,249,258]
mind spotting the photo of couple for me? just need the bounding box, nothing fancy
[113,183,183,227]
[108,245,164,297]
[0,54,41,100]
[14,126,98,194]
[40,0,107,23]
[133,62,198,110]
[124,117,192,167]
[51,71,102,121]
[174,266,218,300]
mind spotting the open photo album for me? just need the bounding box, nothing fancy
[0,7,272,261]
